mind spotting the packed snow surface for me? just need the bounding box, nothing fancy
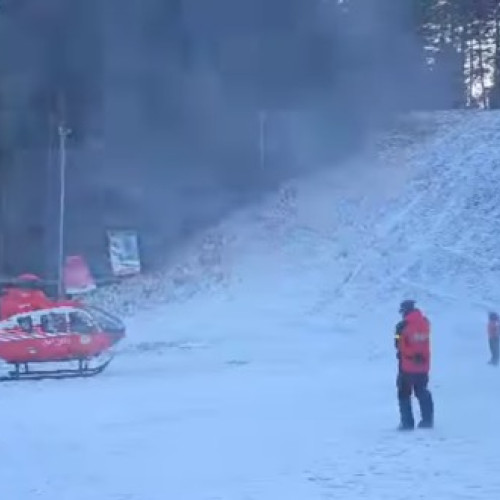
[2,110,500,499]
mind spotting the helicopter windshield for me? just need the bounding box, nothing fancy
[68,310,96,334]
[84,306,124,334]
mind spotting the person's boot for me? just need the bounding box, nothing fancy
[398,396,415,431]
[398,422,415,431]
[416,390,434,429]
[417,420,433,429]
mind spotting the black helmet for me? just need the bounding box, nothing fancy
[489,311,499,321]
[399,299,416,315]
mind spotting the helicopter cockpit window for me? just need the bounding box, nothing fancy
[69,311,94,334]
[17,316,33,334]
[86,306,124,334]
[40,313,68,334]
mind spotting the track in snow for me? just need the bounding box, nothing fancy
[0,292,498,500]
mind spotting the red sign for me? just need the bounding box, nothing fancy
[63,255,96,295]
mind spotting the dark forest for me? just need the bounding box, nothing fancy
[0,0,499,280]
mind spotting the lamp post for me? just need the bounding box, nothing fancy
[258,110,267,169]
[56,124,70,299]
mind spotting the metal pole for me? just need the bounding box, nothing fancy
[56,124,70,298]
[45,113,55,284]
[0,165,6,276]
[259,110,266,169]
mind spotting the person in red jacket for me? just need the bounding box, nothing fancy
[394,300,434,430]
[0,273,53,320]
[487,311,499,366]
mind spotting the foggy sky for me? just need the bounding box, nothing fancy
[0,0,437,276]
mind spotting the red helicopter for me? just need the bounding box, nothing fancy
[0,277,126,381]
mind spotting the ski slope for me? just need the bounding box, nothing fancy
[2,110,500,499]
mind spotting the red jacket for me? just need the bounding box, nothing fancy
[397,309,431,373]
[0,288,53,320]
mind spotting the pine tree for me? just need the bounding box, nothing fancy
[489,4,500,107]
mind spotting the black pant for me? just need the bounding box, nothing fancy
[489,337,499,365]
[397,372,434,427]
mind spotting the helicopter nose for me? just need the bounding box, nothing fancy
[108,327,126,345]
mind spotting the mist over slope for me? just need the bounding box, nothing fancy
[0,0,438,276]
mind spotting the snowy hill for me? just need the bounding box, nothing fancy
[2,110,500,500]
[92,109,500,323]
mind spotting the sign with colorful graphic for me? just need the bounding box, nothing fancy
[107,230,141,276]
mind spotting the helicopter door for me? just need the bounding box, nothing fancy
[40,312,68,334]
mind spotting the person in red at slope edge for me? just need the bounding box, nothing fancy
[487,311,499,366]
[394,300,434,431]
[0,273,54,320]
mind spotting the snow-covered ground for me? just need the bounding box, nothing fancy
[2,110,500,499]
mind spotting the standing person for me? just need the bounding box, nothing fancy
[487,312,499,366]
[394,300,434,430]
